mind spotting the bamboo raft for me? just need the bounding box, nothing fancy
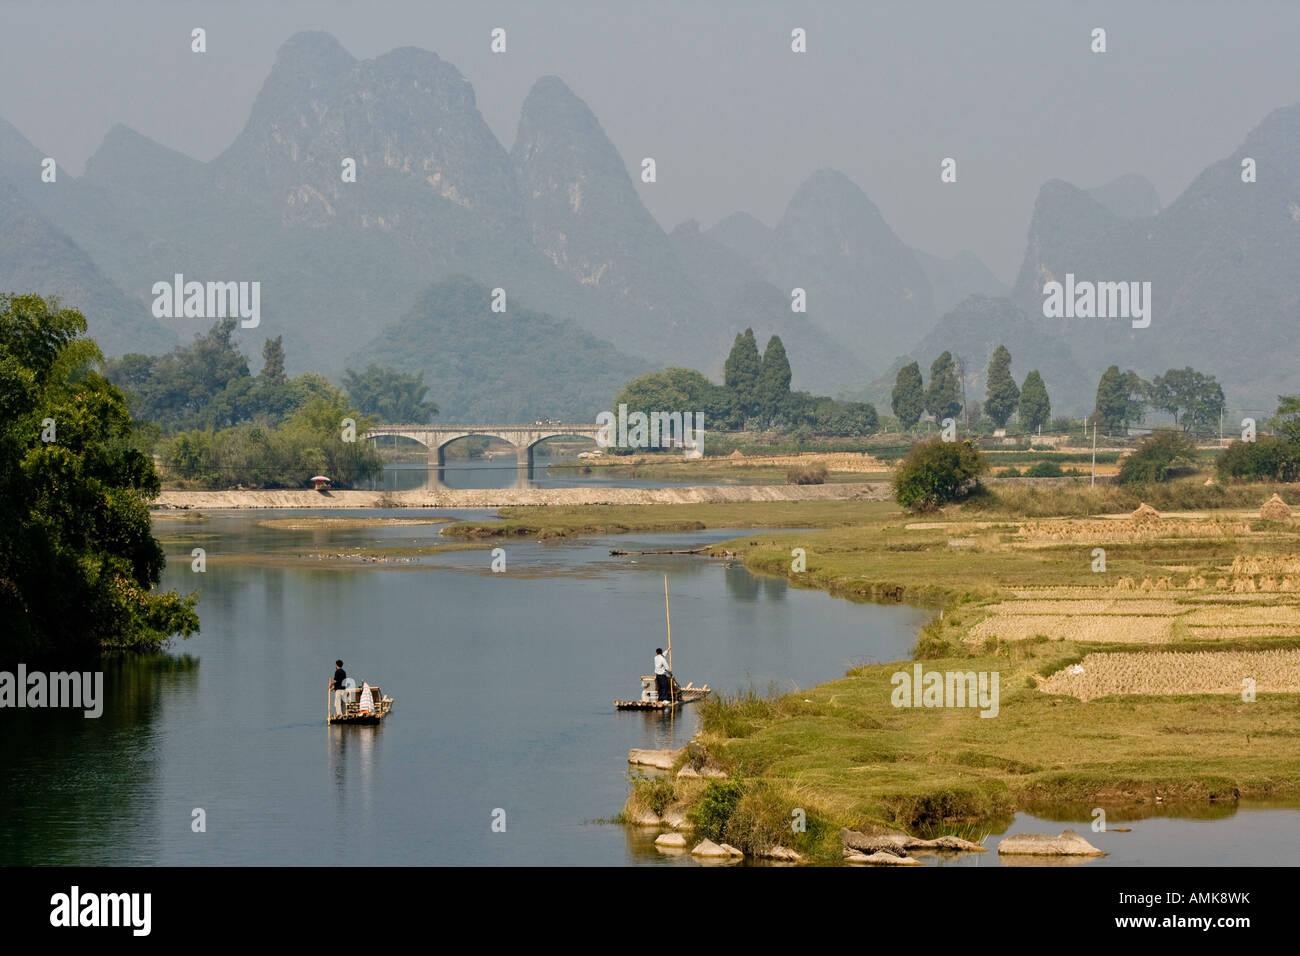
[615,675,711,710]
[327,682,395,725]
[614,575,712,710]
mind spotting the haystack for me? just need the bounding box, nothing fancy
[1131,502,1161,524]
[1261,493,1292,522]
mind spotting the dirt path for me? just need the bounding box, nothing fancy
[151,482,893,510]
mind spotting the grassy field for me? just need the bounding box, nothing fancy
[441,498,896,539]
[550,451,886,485]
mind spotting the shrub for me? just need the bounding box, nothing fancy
[1117,429,1199,484]
[786,461,829,485]
[995,467,1021,477]
[891,438,986,511]
[691,778,746,842]
[1024,460,1064,478]
[1217,436,1300,482]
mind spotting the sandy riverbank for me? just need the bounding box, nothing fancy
[151,481,893,510]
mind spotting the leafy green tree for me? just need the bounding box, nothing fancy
[0,294,199,662]
[891,438,986,512]
[1118,429,1199,484]
[891,361,925,431]
[343,364,439,423]
[924,351,962,423]
[756,334,792,425]
[1093,365,1147,435]
[103,318,254,431]
[723,328,762,422]
[1216,436,1300,482]
[261,335,287,384]
[1269,395,1300,445]
[1148,367,1224,435]
[1018,370,1051,432]
[614,367,723,423]
[163,430,216,483]
[984,345,1020,427]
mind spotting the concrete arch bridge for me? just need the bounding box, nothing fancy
[365,423,603,470]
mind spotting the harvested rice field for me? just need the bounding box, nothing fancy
[1041,649,1300,700]
[969,586,1300,645]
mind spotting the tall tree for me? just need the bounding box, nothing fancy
[261,335,286,384]
[756,334,793,425]
[924,351,962,422]
[984,345,1020,427]
[1148,367,1224,435]
[343,364,439,423]
[1018,370,1051,431]
[1270,395,1300,445]
[0,294,199,662]
[723,328,762,421]
[613,368,726,426]
[892,361,925,431]
[1094,365,1147,435]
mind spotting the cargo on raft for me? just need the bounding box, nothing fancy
[615,674,711,710]
[327,682,394,725]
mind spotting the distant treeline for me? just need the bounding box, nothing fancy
[102,318,438,488]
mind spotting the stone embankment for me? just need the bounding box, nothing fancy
[151,482,893,510]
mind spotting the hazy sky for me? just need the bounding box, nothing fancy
[3,0,1299,282]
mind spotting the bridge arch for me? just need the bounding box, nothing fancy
[364,424,604,470]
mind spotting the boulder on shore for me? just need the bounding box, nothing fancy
[628,748,681,770]
[660,808,691,830]
[997,829,1105,856]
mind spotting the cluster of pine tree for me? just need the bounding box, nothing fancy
[890,346,1051,433]
[612,329,878,436]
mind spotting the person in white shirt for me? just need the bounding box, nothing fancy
[654,648,671,702]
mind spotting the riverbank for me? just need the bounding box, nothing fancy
[606,488,1300,860]
[551,450,890,484]
[150,482,892,510]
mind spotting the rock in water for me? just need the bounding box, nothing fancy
[840,826,908,857]
[624,807,661,827]
[654,832,687,848]
[691,839,734,858]
[997,829,1106,856]
[763,845,804,862]
[844,849,924,866]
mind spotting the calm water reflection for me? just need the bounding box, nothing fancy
[0,513,925,865]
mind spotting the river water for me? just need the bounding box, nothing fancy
[1,462,1294,866]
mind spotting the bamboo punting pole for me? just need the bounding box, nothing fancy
[664,575,675,706]
[664,575,672,671]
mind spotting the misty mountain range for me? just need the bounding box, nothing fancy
[1,30,1297,421]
